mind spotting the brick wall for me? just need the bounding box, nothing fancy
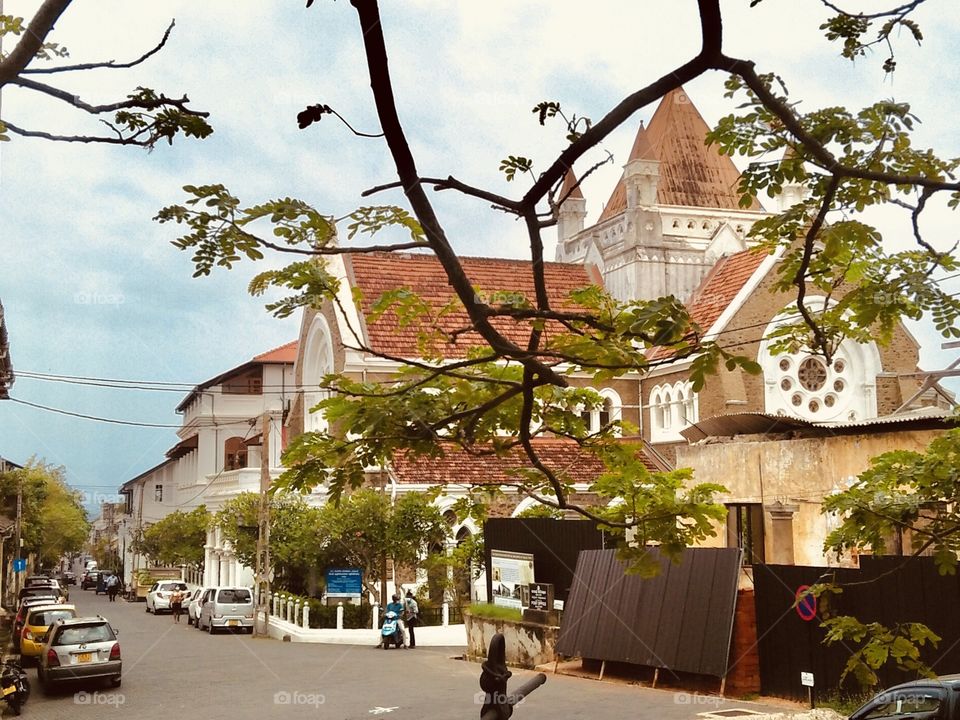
[725,588,761,696]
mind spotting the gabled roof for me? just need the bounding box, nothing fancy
[647,247,769,361]
[389,438,659,485]
[560,168,584,200]
[0,300,13,399]
[346,253,598,359]
[254,341,298,363]
[598,87,760,222]
[119,457,176,492]
[175,340,299,412]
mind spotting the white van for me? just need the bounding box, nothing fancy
[196,587,255,633]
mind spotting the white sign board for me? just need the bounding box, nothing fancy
[490,550,535,609]
[801,672,814,687]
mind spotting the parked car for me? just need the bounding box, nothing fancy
[145,581,189,614]
[196,586,255,633]
[13,595,60,651]
[24,575,53,587]
[38,616,121,693]
[59,571,76,586]
[18,582,67,603]
[20,603,76,664]
[80,571,101,591]
[186,588,211,626]
[849,675,960,719]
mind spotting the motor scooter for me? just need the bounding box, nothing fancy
[380,610,405,649]
[1,657,31,715]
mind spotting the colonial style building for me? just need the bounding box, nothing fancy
[290,86,954,574]
[118,342,299,589]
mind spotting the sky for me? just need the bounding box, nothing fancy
[1,1,959,512]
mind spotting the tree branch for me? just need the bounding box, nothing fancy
[0,120,153,145]
[20,19,175,75]
[10,76,208,117]
[0,0,72,86]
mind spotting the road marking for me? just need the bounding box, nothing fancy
[369,707,399,715]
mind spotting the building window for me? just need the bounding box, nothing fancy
[649,381,698,442]
[223,368,263,395]
[726,504,765,565]
[224,436,248,471]
[154,484,163,503]
[580,389,622,435]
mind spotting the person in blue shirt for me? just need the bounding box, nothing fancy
[384,594,406,647]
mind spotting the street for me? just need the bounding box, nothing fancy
[22,589,794,720]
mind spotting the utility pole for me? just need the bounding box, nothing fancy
[254,412,272,637]
[13,473,22,602]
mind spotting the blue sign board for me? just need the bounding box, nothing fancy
[13,558,26,573]
[326,568,362,597]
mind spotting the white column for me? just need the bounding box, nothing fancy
[336,603,344,630]
[302,603,310,628]
[218,555,228,587]
[371,604,379,630]
[442,602,449,626]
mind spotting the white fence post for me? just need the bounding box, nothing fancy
[442,601,449,626]
[286,598,294,623]
[336,602,344,630]
[272,594,279,617]
[371,603,379,630]
[302,602,310,628]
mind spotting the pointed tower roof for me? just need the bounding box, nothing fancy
[598,87,760,222]
[559,168,584,201]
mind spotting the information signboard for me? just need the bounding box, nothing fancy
[490,550,534,609]
[325,568,362,597]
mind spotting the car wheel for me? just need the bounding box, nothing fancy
[208,620,215,635]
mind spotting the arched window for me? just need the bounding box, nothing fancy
[301,314,335,433]
[580,388,622,435]
[649,381,697,442]
[224,437,247,471]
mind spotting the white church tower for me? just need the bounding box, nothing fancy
[555,87,770,304]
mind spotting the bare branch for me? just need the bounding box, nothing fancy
[361,175,521,213]
[10,76,209,117]
[20,19,175,75]
[817,0,926,22]
[1,120,153,145]
[0,0,72,86]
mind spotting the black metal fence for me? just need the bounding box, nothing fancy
[754,557,960,700]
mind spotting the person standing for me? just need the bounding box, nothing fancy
[403,589,420,649]
[171,589,184,622]
[105,572,119,602]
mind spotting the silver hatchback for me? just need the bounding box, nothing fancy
[38,616,121,692]
[197,587,255,633]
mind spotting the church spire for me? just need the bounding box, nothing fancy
[556,168,587,257]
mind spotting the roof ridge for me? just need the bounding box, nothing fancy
[252,339,299,362]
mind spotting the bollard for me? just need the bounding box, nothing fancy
[442,601,449,627]
[286,598,294,624]
[336,602,344,630]
[272,594,279,617]
[294,600,301,625]
[371,603,379,630]
[302,603,310,629]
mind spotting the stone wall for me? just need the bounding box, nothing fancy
[725,588,761,696]
[464,612,559,669]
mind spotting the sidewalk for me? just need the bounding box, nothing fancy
[266,615,467,647]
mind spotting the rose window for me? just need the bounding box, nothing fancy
[773,353,853,420]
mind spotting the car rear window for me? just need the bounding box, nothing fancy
[160,582,187,591]
[217,589,252,604]
[29,609,75,626]
[54,623,116,645]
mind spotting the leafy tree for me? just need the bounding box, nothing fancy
[215,491,335,592]
[421,532,485,610]
[88,536,120,573]
[133,505,209,568]
[316,489,447,603]
[0,460,89,568]
[0,1,212,145]
[158,0,959,572]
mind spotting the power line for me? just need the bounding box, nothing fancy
[6,397,256,429]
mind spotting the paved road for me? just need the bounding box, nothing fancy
[25,589,793,719]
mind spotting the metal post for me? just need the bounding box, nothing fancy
[254,413,271,637]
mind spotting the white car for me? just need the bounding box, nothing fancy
[145,581,189,614]
[186,587,212,626]
[196,587,255,633]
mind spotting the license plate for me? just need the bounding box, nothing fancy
[227,620,238,627]
[77,652,92,663]
[2,686,14,696]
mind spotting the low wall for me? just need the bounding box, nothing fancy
[464,612,559,669]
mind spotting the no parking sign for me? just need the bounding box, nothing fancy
[795,585,817,621]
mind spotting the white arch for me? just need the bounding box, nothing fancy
[301,313,335,432]
[757,297,881,421]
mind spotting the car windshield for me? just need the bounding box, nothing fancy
[54,624,115,645]
[217,589,252,603]
[29,609,75,626]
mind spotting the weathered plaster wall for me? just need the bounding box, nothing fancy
[464,613,560,669]
[677,428,946,565]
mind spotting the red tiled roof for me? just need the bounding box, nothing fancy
[347,253,597,358]
[390,439,659,485]
[647,247,769,361]
[599,87,760,222]
[560,168,584,200]
[254,340,299,363]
